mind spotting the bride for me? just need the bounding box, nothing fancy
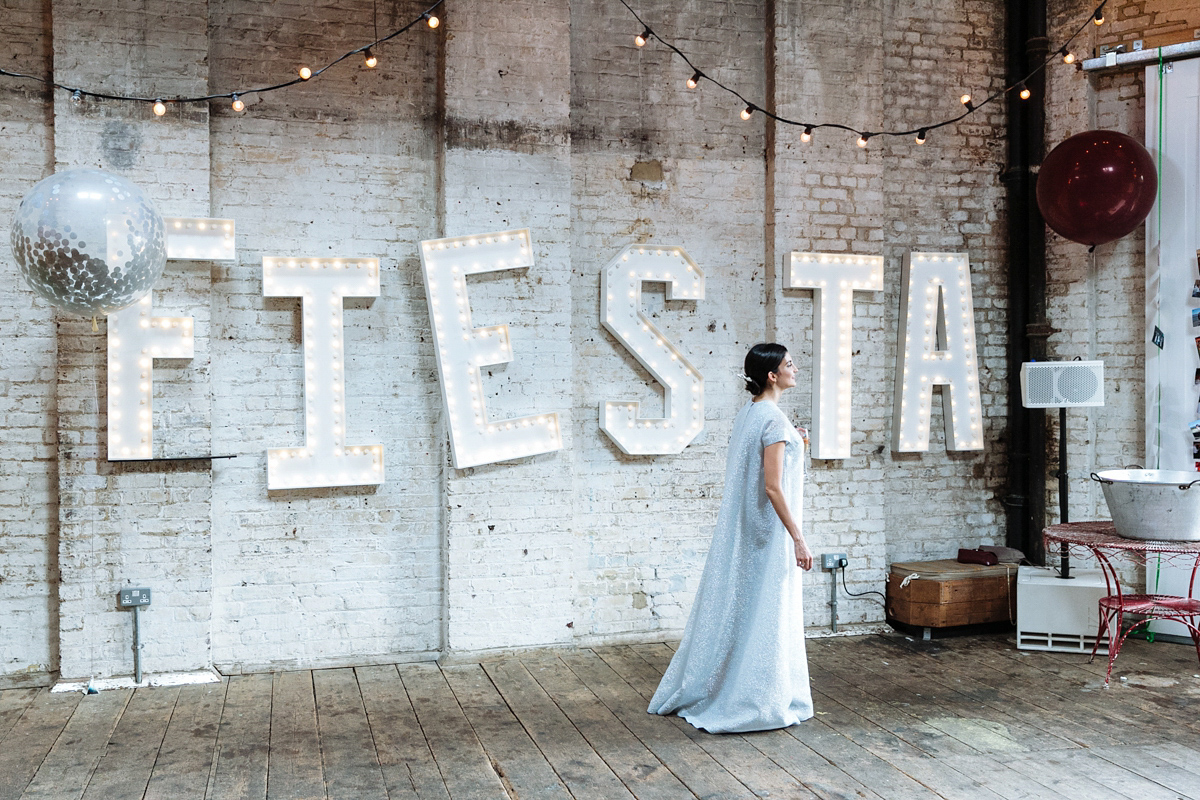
[647,342,814,733]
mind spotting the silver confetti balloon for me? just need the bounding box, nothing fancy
[9,168,166,317]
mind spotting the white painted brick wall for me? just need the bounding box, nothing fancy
[1041,0,1150,590]
[0,0,57,688]
[770,0,1010,630]
[206,0,444,672]
[49,0,215,682]
[1046,0,1148,526]
[569,0,773,638]
[441,0,579,654]
[1,0,1036,683]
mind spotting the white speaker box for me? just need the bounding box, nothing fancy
[1020,361,1105,408]
[1016,566,1111,653]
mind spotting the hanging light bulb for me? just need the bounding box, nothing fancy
[364,48,378,68]
[231,94,245,112]
[915,128,927,144]
[424,12,440,28]
[70,89,82,104]
[1093,8,1105,25]
[299,66,312,79]
[1019,82,1031,100]
[740,105,754,120]
[857,133,870,148]
[152,99,166,116]
[635,27,651,47]
[959,93,974,110]
[686,70,701,89]
[1062,49,1075,64]
[800,126,813,143]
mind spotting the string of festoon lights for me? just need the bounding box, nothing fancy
[0,0,444,115]
[622,0,1108,147]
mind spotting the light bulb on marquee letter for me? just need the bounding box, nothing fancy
[107,294,194,460]
[892,251,984,452]
[600,245,705,455]
[263,257,384,489]
[420,229,562,469]
[785,252,883,459]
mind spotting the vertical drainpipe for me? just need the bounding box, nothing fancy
[1002,0,1051,562]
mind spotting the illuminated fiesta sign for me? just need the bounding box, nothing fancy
[106,222,984,489]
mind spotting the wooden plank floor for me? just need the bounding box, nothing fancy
[2,632,1200,800]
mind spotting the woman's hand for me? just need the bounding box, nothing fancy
[794,537,813,570]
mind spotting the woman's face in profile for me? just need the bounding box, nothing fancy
[772,353,797,390]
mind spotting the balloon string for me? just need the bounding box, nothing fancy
[1154,50,1164,469]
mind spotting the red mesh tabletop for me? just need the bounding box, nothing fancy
[1045,521,1200,555]
[1042,522,1200,686]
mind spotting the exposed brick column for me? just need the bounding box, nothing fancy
[439,0,577,653]
[769,0,889,628]
[52,0,214,680]
[0,0,58,688]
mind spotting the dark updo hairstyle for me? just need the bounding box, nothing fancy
[743,343,788,395]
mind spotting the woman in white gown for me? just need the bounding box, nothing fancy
[648,343,814,733]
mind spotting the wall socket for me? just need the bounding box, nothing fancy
[821,553,848,570]
[118,587,152,607]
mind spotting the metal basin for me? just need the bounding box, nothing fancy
[1091,469,1200,541]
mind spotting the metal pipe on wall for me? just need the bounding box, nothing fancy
[1002,0,1051,563]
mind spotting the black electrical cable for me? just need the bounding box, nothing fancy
[0,0,445,110]
[839,565,886,603]
[617,0,1106,144]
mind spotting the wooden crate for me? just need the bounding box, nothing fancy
[886,559,1017,629]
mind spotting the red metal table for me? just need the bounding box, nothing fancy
[1043,521,1200,686]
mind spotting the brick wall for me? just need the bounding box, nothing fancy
[440,0,579,653]
[568,0,771,640]
[769,0,1009,629]
[50,0,215,682]
[1044,0,1163,525]
[0,0,57,688]
[2,0,1028,683]
[206,0,444,671]
[1095,0,1200,52]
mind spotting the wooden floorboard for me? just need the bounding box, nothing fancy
[19,689,131,800]
[975,636,1200,739]
[628,643,885,800]
[79,687,179,800]
[1059,746,1200,800]
[561,649,756,799]
[443,662,573,800]
[483,657,634,800]
[880,634,1124,749]
[356,664,447,800]
[624,641,983,800]
[399,662,509,799]
[0,691,82,800]
[599,645,821,799]
[210,673,273,800]
[0,689,40,746]
[313,668,388,800]
[931,637,1167,743]
[267,671,324,800]
[143,681,226,800]
[3,631,1199,800]
[520,653,697,800]
[834,636,1067,754]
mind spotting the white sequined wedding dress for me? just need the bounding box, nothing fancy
[648,398,813,733]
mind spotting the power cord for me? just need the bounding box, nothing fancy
[839,565,886,603]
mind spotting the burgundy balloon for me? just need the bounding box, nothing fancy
[1036,130,1157,247]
